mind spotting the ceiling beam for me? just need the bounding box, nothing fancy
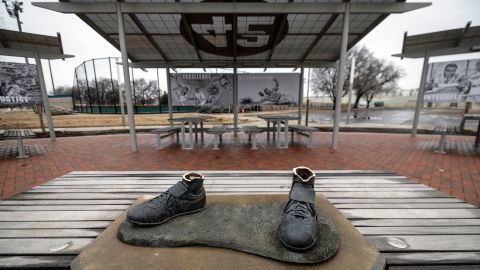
[103,32,363,37]
[393,45,480,59]
[132,60,336,69]
[32,2,432,15]
[179,14,203,62]
[266,14,289,63]
[77,13,138,62]
[300,14,339,62]
[0,47,74,59]
[232,14,237,63]
[266,0,292,64]
[128,13,169,61]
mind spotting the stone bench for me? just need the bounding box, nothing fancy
[289,125,318,148]
[206,125,229,150]
[151,126,180,149]
[433,125,459,153]
[242,125,264,150]
[1,129,36,158]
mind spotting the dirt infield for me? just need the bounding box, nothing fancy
[0,109,255,129]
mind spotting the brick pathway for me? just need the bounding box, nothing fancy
[1,132,479,206]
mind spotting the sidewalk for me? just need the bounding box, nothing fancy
[1,132,479,206]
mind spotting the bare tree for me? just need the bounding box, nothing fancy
[310,46,403,110]
[133,78,159,105]
[353,57,402,108]
[311,67,348,110]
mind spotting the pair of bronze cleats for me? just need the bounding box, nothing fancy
[127,167,318,251]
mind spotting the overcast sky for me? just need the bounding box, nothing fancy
[1,0,480,94]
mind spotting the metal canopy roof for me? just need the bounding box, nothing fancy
[34,0,430,68]
[393,22,480,59]
[0,29,73,59]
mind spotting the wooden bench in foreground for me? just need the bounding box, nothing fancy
[0,170,479,269]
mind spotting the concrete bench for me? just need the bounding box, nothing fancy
[151,126,180,149]
[1,129,36,158]
[433,125,459,153]
[206,125,229,150]
[289,125,318,148]
[242,125,264,150]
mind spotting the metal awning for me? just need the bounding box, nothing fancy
[0,29,73,59]
[393,22,480,59]
[33,0,430,68]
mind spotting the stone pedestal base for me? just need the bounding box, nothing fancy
[71,194,385,270]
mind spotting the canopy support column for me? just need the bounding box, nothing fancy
[412,51,430,137]
[233,67,238,137]
[166,67,173,126]
[117,2,138,152]
[298,67,304,124]
[34,51,56,141]
[332,2,350,150]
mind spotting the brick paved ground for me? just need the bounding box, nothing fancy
[0,132,479,206]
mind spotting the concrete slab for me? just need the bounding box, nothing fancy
[71,194,384,270]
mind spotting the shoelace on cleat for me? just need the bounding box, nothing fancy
[149,191,174,207]
[286,201,314,219]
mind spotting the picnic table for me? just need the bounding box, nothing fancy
[168,116,210,150]
[1,129,36,158]
[258,114,300,149]
[1,170,479,269]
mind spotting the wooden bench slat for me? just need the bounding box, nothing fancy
[336,203,475,209]
[0,221,112,229]
[358,226,480,235]
[341,208,480,219]
[0,200,133,206]
[0,238,94,255]
[0,205,129,211]
[368,235,480,252]
[0,255,76,269]
[351,218,480,227]
[0,211,123,222]
[388,265,480,270]
[384,252,480,265]
[0,229,102,238]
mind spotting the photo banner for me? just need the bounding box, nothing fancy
[425,58,480,103]
[170,73,233,107]
[239,73,299,106]
[0,61,42,105]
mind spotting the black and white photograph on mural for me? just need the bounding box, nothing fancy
[0,61,42,105]
[238,74,299,107]
[425,58,480,103]
[170,73,233,108]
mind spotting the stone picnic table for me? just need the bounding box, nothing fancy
[257,114,300,149]
[168,116,211,149]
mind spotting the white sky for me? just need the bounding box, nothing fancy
[1,0,480,95]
